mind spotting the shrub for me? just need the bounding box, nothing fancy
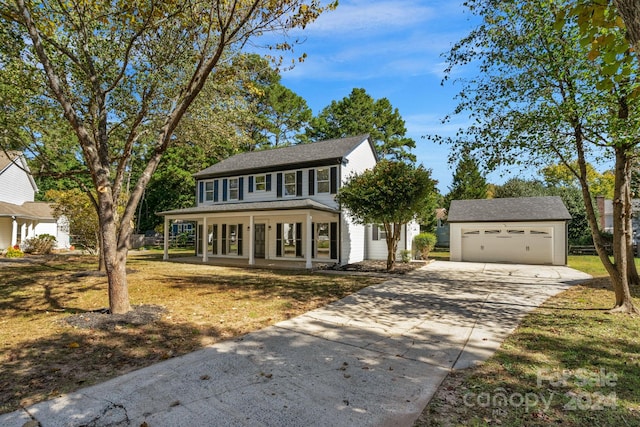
[400,249,412,263]
[5,247,24,258]
[22,234,57,255]
[413,232,437,260]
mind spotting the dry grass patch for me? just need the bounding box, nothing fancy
[0,253,383,414]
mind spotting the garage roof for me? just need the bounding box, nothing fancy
[448,196,572,222]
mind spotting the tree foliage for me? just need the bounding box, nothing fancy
[444,149,488,209]
[494,178,592,245]
[46,189,100,254]
[1,0,334,314]
[306,88,416,162]
[336,160,437,270]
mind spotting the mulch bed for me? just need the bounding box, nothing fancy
[329,260,427,274]
[62,304,167,330]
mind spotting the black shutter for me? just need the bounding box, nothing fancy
[330,222,338,259]
[277,173,283,198]
[311,222,315,256]
[248,176,254,193]
[372,225,379,241]
[330,166,338,194]
[214,180,219,202]
[266,174,272,191]
[237,224,243,255]
[308,170,315,196]
[295,222,302,257]
[198,181,204,204]
[222,179,228,201]
[239,177,244,201]
[296,171,303,196]
[276,223,282,257]
[222,224,227,255]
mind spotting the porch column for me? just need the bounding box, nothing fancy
[11,216,17,246]
[202,216,208,262]
[248,215,255,266]
[305,212,313,269]
[163,217,169,260]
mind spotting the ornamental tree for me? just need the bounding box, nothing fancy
[1,0,334,314]
[336,160,437,270]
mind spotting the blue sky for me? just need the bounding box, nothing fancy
[277,0,486,193]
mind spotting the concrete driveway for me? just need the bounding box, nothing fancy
[1,261,591,427]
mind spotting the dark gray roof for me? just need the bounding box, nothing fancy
[158,199,339,217]
[194,135,374,179]
[447,197,572,222]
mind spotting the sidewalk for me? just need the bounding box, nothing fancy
[1,261,591,427]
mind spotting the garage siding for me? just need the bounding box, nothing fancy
[450,221,567,266]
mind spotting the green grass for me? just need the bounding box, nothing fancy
[417,255,640,426]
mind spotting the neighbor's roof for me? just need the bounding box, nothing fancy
[447,196,572,222]
[0,201,55,220]
[0,151,22,172]
[194,135,374,179]
[158,199,339,217]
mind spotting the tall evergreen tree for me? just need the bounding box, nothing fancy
[305,88,416,162]
[444,150,488,209]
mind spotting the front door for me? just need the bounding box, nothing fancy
[254,224,266,259]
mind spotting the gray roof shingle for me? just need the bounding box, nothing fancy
[158,199,339,217]
[447,197,572,222]
[193,135,373,179]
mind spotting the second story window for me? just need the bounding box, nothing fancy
[317,168,330,193]
[204,181,214,202]
[229,178,239,200]
[255,175,266,191]
[284,172,296,196]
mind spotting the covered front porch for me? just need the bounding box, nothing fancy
[159,200,341,270]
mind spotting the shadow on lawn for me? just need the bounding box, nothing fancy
[0,317,219,415]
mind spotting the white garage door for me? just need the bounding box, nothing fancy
[461,227,553,264]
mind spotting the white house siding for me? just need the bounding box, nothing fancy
[0,162,36,205]
[365,223,420,261]
[340,214,365,264]
[0,217,12,249]
[197,168,340,210]
[34,219,70,249]
[449,221,567,266]
[341,141,377,182]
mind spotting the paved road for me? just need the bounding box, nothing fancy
[1,261,591,427]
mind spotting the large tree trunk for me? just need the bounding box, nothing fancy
[609,147,639,313]
[575,126,638,314]
[614,0,640,63]
[98,191,131,314]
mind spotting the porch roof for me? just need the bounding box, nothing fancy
[0,201,55,220]
[158,199,339,218]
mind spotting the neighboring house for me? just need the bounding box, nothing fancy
[158,135,419,268]
[0,151,70,250]
[448,196,571,266]
[596,195,640,244]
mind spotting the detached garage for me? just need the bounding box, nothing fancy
[448,197,571,266]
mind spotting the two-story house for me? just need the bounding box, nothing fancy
[158,135,419,268]
[0,151,70,250]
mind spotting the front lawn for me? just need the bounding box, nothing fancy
[416,255,640,426]
[0,252,383,415]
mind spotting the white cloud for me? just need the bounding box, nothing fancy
[302,0,437,36]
